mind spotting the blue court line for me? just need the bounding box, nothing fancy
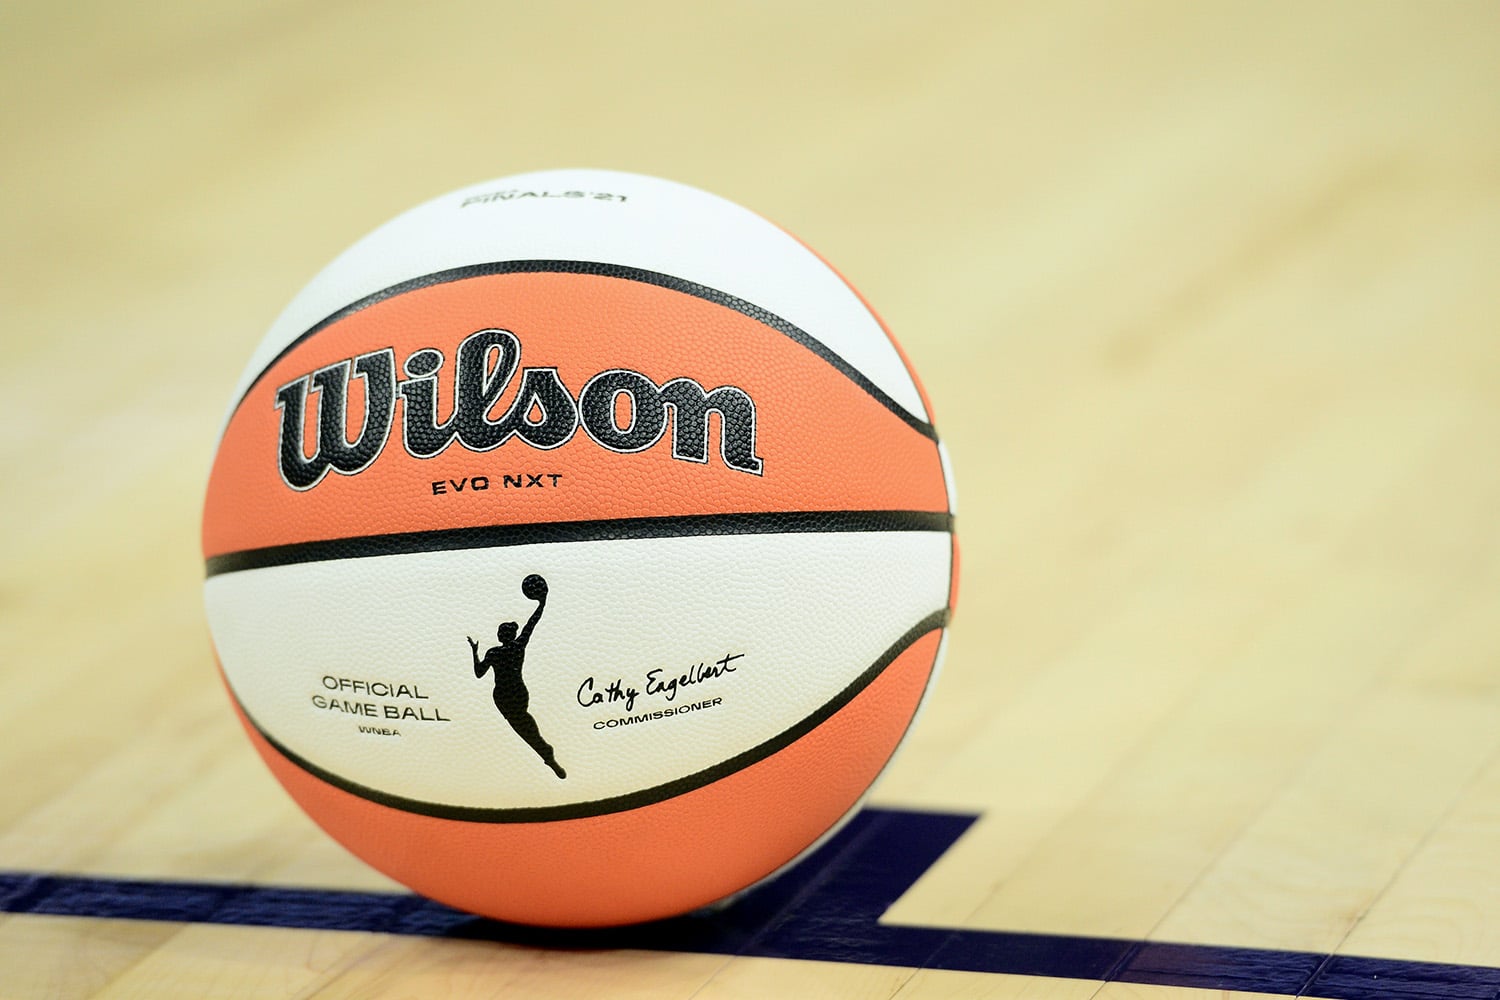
[3,808,1497,1000]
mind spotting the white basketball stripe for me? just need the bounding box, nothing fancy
[204,530,951,814]
[222,169,929,435]
[939,441,959,515]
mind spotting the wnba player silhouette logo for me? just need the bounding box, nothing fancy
[466,573,566,779]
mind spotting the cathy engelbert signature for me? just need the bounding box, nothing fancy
[576,653,745,715]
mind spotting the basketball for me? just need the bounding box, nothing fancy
[201,168,957,927]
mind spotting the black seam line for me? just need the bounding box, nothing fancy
[233,259,938,441]
[204,509,955,578]
[239,608,951,824]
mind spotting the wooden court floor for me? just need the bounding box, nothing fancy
[3,2,1498,997]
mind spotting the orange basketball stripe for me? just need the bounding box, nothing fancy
[203,270,948,559]
[229,627,944,927]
